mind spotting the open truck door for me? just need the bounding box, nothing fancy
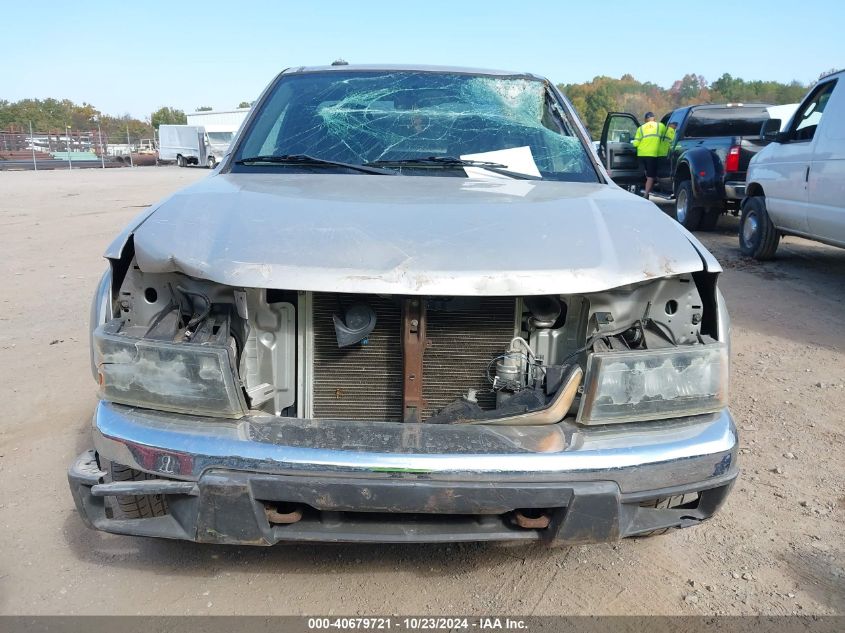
[599,112,643,186]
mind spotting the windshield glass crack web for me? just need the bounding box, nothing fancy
[241,71,596,181]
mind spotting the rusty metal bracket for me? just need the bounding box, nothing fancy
[513,509,551,529]
[265,504,303,525]
[401,298,427,423]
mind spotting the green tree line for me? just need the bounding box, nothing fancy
[0,101,234,140]
[1,100,255,136]
[0,98,159,139]
[560,72,812,138]
[0,73,824,142]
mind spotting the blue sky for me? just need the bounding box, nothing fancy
[3,0,842,119]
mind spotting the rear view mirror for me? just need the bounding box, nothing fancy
[761,118,783,142]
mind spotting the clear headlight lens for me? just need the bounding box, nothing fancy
[93,320,246,418]
[577,343,729,425]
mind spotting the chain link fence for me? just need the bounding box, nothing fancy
[0,126,159,170]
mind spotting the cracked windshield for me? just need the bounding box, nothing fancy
[234,70,598,181]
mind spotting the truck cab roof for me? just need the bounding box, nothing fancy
[281,63,546,81]
[674,103,773,114]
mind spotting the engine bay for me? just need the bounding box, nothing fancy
[96,259,722,425]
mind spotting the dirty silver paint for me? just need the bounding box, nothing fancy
[111,174,708,296]
[73,65,738,546]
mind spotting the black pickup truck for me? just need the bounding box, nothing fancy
[598,104,772,230]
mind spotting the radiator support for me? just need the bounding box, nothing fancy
[401,298,427,423]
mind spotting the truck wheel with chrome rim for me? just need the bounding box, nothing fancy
[176,155,186,168]
[207,156,216,169]
[739,196,779,260]
[675,180,703,230]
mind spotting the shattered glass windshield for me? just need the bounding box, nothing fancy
[233,70,598,181]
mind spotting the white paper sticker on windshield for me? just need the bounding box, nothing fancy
[460,146,541,179]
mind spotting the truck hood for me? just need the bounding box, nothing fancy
[114,173,711,295]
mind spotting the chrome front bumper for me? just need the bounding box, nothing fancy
[69,402,738,544]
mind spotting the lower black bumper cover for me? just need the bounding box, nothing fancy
[69,450,735,545]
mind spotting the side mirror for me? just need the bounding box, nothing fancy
[761,118,783,142]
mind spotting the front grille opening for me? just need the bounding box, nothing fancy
[312,294,404,421]
[260,501,532,530]
[422,297,516,418]
[325,511,504,525]
[310,293,517,422]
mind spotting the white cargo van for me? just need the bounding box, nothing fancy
[740,70,845,259]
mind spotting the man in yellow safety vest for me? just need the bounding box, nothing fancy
[659,121,677,158]
[632,112,667,199]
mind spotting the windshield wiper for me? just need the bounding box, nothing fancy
[364,156,541,180]
[234,154,395,175]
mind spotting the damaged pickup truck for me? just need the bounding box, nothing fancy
[69,64,737,545]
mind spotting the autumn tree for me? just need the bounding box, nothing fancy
[561,72,812,138]
[150,106,187,129]
[0,98,154,142]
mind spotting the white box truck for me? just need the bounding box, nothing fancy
[158,125,227,168]
[186,109,250,161]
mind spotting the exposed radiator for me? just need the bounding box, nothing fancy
[310,293,517,421]
[311,294,404,421]
[421,297,517,419]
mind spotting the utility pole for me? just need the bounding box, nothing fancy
[97,119,105,168]
[65,126,72,170]
[126,125,134,167]
[29,121,37,171]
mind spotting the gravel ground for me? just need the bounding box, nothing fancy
[0,168,842,615]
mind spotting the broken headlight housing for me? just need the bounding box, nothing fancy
[93,320,247,418]
[577,343,729,425]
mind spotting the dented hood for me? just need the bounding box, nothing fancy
[115,173,709,295]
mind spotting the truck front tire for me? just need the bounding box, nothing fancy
[675,180,703,230]
[637,493,701,537]
[107,461,168,519]
[176,155,186,168]
[739,196,780,259]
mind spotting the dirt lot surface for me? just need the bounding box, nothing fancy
[0,168,842,616]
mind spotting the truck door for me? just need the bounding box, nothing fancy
[599,113,642,186]
[761,82,836,233]
[656,110,685,192]
[805,78,844,245]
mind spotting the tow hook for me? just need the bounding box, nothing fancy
[264,503,304,525]
[512,509,551,529]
